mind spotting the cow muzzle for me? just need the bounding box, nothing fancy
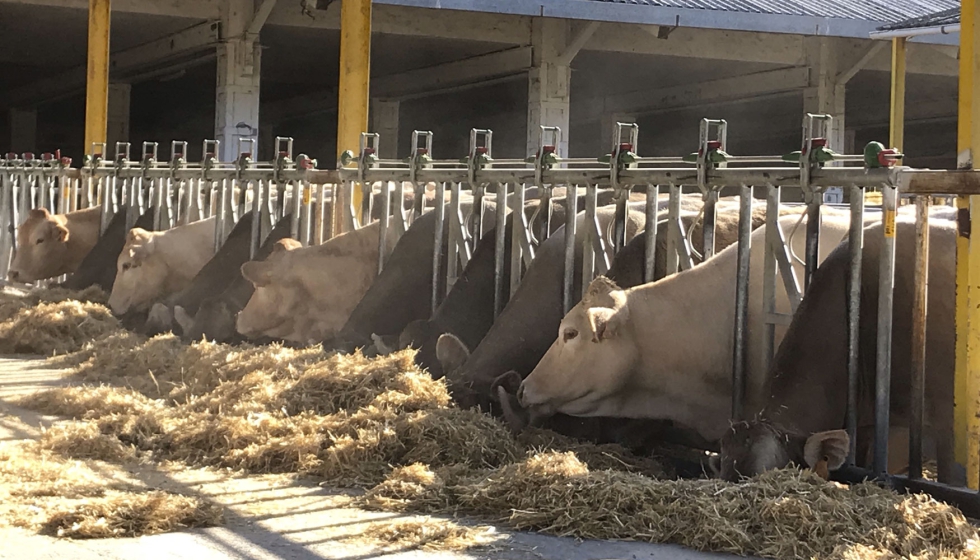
[516,381,555,418]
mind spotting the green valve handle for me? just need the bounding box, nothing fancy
[782,151,802,163]
[339,150,355,167]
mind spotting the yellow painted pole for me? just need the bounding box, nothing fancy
[84,0,111,156]
[954,0,973,470]
[889,37,906,154]
[336,0,372,231]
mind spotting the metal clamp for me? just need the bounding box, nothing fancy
[273,136,293,183]
[531,126,562,188]
[201,140,219,182]
[408,130,433,185]
[357,132,379,185]
[799,113,836,203]
[607,122,638,197]
[464,129,493,187]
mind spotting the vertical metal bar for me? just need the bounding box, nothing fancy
[214,179,227,251]
[581,183,598,298]
[100,177,113,234]
[613,191,628,254]
[731,185,753,421]
[494,182,508,318]
[762,184,780,371]
[874,185,899,476]
[804,198,822,291]
[644,184,660,284]
[448,182,463,289]
[378,181,392,273]
[0,171,13,280]
[563,184,578,313]
[250,181,263,259]
[845,186,865,465]
[909,195,930,480]
[510,183,527,297]
[666,184,681,276]
[430,182,446,313]
[290,181,302,242]
[702,191,717,260]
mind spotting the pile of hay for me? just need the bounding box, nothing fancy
[352,518,500,552]
[362,453,980,560]
[5,307,979,557]
[0,441,221,538]
[0,287,118,355]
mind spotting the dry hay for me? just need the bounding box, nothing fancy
[0,441,220,538]
[362,453,980,559]
[353,518,500,552]
[11,335,980,557]
[0,300,120,355]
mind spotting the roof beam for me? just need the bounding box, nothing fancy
[266,46,532,122]
[578,66,811,122]
[3,21,220,108]
[248,0,279,35]
[836,41,887,84]
[555,21,601,67]
[1,0,221,19]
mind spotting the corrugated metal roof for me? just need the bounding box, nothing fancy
[588,0,959,24]
[875,6,959,30]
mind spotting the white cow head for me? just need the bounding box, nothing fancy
[236,239,307,341]
[108,228,166,315]
[518,276,639,419]
[8,208,72,283]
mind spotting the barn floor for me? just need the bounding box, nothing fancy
[0,357,751,560]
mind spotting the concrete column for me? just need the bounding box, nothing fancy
[803,38,845,153]
[9,109,37,153]
[527,18,571,158]
[215,0,261,162]
[106,83,131,155]
[371,99,400,159]
[600,113,635,154]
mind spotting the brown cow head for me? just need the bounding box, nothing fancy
[8,208,72,283]
[178,301,235,342]
[108,228,163,315]
[713,419,849,482]
[236,239,307,341]
[517,276,638,420]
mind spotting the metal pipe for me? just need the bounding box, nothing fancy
[731,185,753,421]
[762,185,780,371]
[290,181,302,241]
[430,182,446,314]
[874,185,899,476]
[644,184,659,284]
[563,184,577,313]
[909,195,930,479]
[613,190,628,254]
[378,181,391,273]
[494,182,508,318]
[702,190,718,260]
[581,183,598,298]
[250,182,262,259]
[804,198,822,290]
[511,183,526,297]
[869,24,960,40]
[846,186,865,465]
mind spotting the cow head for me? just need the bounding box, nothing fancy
[236,239,307,341]
[713,419,849,482]
[8,208,72,283]
[517,276,638,419]
[177,300,235,343]
[108,228,164,315]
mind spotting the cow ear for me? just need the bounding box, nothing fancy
[706,454,722,478]
[491,370,524,397]
[29,207,50,220]
[803,429,850,476]
[583,275,620,307]
[435,333,470,376]
[586,306,626,342]
[399,319,429,350]
[173,305,194,334]
[241,261,274,288]
[272,239,301,254]
[127,228,152,245]
[52,223,69,243]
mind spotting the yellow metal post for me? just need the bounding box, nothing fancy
[957,0,980,488]
[336,0,372,232]
[889,37,906,154]
[84,0,111,155]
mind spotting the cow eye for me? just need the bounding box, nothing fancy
[122,263,132,271]
[563,328,578,342]
[35,238,44,245]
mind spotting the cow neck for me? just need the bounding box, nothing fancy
[762,245,851,439]
[617,252,741,441]
[155,218,219,288]
[63,207,102,268]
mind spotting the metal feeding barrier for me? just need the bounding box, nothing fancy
[337,113,980,515]
[0,137,344,282]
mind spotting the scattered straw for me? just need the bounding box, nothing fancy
[0,300,120,355]
[354,518,500,552]
[40,491,222,539]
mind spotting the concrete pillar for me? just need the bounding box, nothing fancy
[106,83,131,156]
[600,113,635,154]
[371,99,400,159]
[527,18,571,158]
[215,0,261,162]
[9,109,37,153]
[803,37,845,153]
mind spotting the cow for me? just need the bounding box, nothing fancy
[143,210,259,336]
[401,191,698,380]
[715,215,961,484]
[7,207,101,283]
[108,217,218,316]
[173,214,296,343]
[235,219,400,344]
[60,208,155,293]
[321,197,496,354]
[514,212,856,449]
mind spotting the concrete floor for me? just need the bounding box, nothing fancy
[0,356,752,560]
